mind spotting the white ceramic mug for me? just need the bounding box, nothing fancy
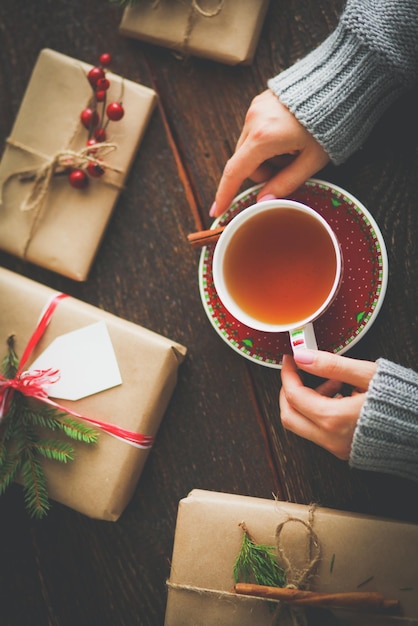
[212,199,342,352]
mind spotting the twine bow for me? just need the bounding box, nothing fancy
[1,138,124,258]
[0,292,154,449]
[272,505,320,626]
[4,138,122,213]
[275,506,321,591]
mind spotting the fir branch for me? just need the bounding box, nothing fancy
[233,522,286,588]
[0,453,22,494]
[34,439,75,464]
[1,335,19,378]
[58,416,99,443]
[21,450,51,519]
[23,405,65,431]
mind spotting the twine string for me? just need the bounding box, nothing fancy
[150,0,225,58]
[1,138,124,258]
[184,0,225,55]
[272,505,320,626]
[4,137,123,212]
[275,505,320,591]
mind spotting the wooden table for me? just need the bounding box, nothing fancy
[0,1,417,624]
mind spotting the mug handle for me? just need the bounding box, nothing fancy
[289,323,318,352]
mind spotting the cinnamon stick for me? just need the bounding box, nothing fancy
[234,583,400,612]
[187,226,225,249]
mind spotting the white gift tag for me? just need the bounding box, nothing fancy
[29,321,122,401]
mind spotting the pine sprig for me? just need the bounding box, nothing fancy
[59,416,99,443]
[21,450,50,519]
[0,454,22,494]
[33,440,75,464]
[0,336,99,518]
[233,522,286,588]
[2,335,19,378]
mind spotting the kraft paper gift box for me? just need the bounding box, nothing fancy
[165,490,418,625]
[0,48,157,281]
[119,0,270,65]
[0,268,187,520]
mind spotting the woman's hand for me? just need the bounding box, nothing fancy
[210,89,330,217]
[279,350,377,460]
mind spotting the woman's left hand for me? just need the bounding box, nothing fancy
[279,349,377,459]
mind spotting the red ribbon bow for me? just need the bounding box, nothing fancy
[0,293,154,449]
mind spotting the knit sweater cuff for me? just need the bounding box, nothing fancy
[349,359,418,482]
[267,25,405,165]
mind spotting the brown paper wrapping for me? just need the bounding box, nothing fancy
[165,490,418,625]
[119,0,270,65]
[0,49,157,280]
[0,268,187,520]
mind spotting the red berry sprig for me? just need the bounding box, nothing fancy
[68,53,125,190]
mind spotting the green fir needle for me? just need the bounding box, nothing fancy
[233,522,286,588]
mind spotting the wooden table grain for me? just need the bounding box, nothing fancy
[0,1,417,625]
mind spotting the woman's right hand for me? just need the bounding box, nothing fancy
[210,89,330,217]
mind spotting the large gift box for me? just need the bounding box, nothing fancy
[119,0,270,65]
[0,49,157,280]
[165,490,418,625]
[0,268,187,520]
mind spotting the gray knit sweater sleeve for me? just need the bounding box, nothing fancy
[267,0,418,164]
[349,359,418,482]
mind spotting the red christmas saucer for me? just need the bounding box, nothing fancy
[199,179,388,368]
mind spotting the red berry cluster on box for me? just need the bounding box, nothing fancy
[69,53,124,190]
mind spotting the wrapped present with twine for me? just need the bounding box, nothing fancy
[119,0,271,65]
[165,490,418,625]
[0,49,157,280]
[0,268,186,520]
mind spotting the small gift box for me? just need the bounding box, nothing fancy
[119,0,271,65]
[165,490,418,625]
[0,268,187,520]
[0,49,157,280]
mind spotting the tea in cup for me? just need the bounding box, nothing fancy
[212,199,342,352]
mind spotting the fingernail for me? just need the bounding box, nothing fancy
[209,201,217,217]
[258,193,276,202]
[293,349,316,365]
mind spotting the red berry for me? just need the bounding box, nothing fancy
[94,128,107,142]
[106,102,124,121]
[80,108,99,129]
[69,169,89,189]
[87,162,105,178]
[96,77,110,91]
[87,66,105,87]
[99,53,112,67]
[86,138,98,153]
[95,90,106,102]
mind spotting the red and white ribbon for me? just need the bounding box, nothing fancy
[0,293,154,450]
